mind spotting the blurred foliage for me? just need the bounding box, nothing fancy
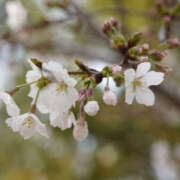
[0,0,180,180]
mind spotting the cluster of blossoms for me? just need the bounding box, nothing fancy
[1,17,179,141]
[0,59,165,141]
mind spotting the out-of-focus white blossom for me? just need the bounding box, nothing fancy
[50,111,76,130]
[84,101,99,116]
[0,91,20,116]
[73,121,88,141]
[6,113,48,139]
[124,62,164,106]
[6,1,27,31]
[103,90,117,106]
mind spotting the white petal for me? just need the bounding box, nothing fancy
[26,70,41,83]
[136,87,155,106]
[125,85,135,104]
[142,71,164,87]
[124,69,136,87]
[136,62,151,78]
[0,91,20,116]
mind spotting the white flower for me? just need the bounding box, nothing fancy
[49,111,76,130]
[124,62,164,106]
[6,1,27,32]
[103,90,117,106]
[26,60,78,117]
[26,59,42,104]
[38,61,78,117]
[6,113,48,139]
[84,101,99,116]
[0,91,20,116]
[73,121,88,141]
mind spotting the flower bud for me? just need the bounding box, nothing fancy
[103,90,117,106]
[112,65,122,75]
[156,64,172,74]
[142,43,150,52]
[73,121,88,141]
[138,56,149,62]
[163,15,171,23]
[128,32,142,48]
[151,50,168,61]
[167,38,180,48]
[84,101,99,116]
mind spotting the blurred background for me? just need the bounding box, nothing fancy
[0,0,180,179]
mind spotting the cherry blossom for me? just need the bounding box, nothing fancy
[0,91,20,116]
[84,101,99,116]
[49,111,76,130]
[124,62,164,106]
[103,90,117,106]
[6,113,48,139]
[73,120,88,141]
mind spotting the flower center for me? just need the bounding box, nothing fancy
[133,78,142,92]
[56,81,67,92]
[22,117,35,128]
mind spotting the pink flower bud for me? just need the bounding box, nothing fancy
[142,43,150,51]
[163,15,171,23]
[103,90,117,106]
[138,56,149,62]
[112,65,122,75]
[84,101,99,116]
[168,38,180,48]
[137,47,143,54]
[73,121,88,141]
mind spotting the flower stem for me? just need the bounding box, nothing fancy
[16,80,39,89]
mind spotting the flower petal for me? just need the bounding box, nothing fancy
[125,85,135,104]
[136,87,155,106]
[136,62,151,78]
[0,91,20,116]
[142,71,164,87]
[124,69,135,87]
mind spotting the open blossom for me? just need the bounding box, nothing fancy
[103,90,117,106]
[84,101,99,116]
[6,113,48,139]
[49,111,76,130]
[0,91,20,116]
[6,1,27,32]
[124,62,164,106]
[26,60,78,127]
[73,120,88,141]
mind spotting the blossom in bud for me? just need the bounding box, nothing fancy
[110,17,119,29]
[163,15,171,23]
[103,90,117,106]
[151,50,168,61]
[124,62,164,106]
[84,101,99,116]
[73,121,88,141]
[156,64,172,74]
[112,65,122,75]
[0,91,20,117]
[102,21,112,36]
[6,113,48,139]
[168,38,180,48]
[142,43,150,51]
[137,47,143,54]
[138,56,149,62]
